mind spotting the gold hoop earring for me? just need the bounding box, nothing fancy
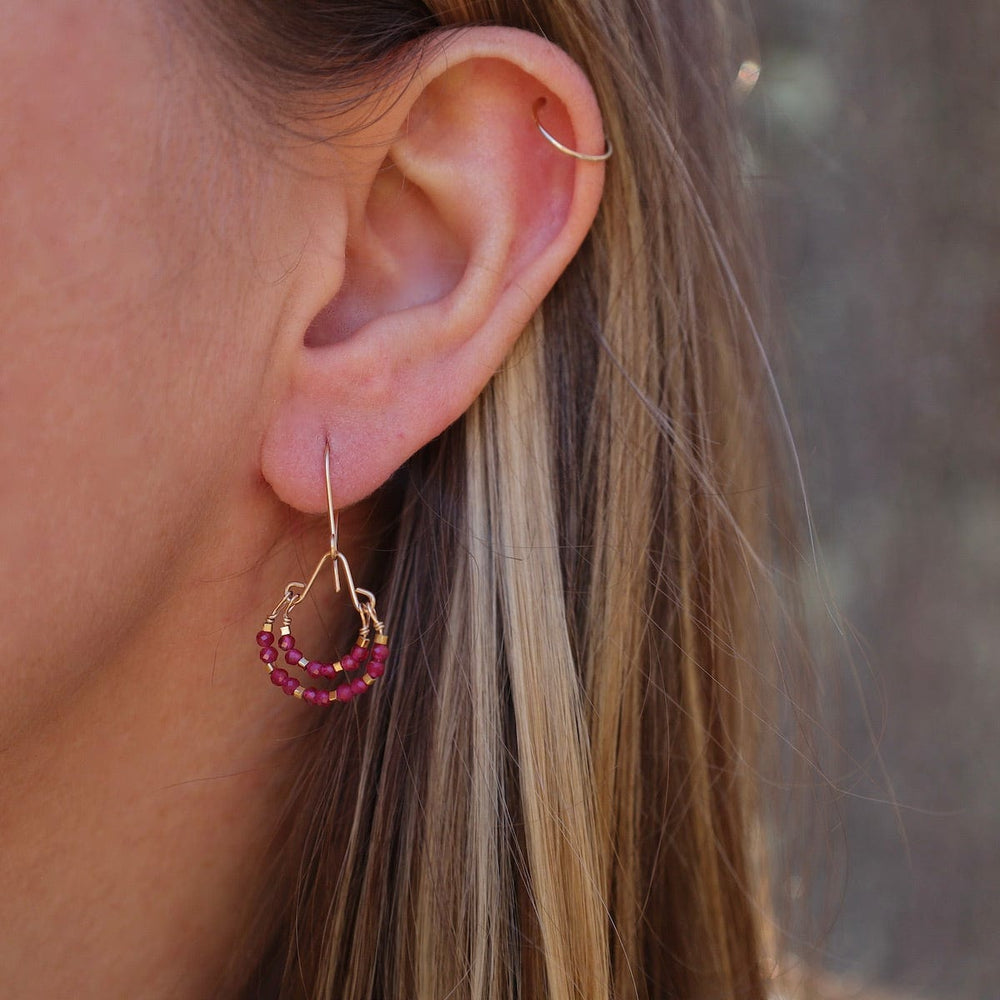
[533,97,613,162]
[255,445,389,706]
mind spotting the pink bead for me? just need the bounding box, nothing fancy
[306,661,323,678]
[270,668,289,687]
[282,676,299,696]
[340,655,357,672]
[367,661,385,678]
[302,688,317,704]
[335,683,353,702]
[256,631,274,647]
[351,645,367,662]
[372,644,389,661]
[284,649,303,665]
[278,634,296,651]
[351,678,367,696]
[321,663,336,678]
[317,690,330,706]
[260,647,278,664]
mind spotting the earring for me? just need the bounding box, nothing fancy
[533,97,613,162]
[255,445,389,706]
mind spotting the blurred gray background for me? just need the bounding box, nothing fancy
[746,2,999,998]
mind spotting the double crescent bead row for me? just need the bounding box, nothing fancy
[255,605,389,706]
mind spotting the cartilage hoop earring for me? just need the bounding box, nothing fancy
[533,97,613,162]
[254,446,390,706]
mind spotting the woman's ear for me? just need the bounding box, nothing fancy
[261,27,607,512]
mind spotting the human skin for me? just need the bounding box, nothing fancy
[0,1,605,995]
[0,3,359,994]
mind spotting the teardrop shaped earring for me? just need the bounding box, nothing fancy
[254,445,389,706]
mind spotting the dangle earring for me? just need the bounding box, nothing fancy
[255,445,389,706]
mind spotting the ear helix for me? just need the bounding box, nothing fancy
[254,446,389,706]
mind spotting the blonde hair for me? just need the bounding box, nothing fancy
[197,1,809,996]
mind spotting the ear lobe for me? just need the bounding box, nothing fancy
[262,27,607,514]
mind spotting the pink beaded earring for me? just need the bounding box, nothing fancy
[255,445,389,706]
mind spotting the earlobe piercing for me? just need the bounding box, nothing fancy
[533,97,613,162]
[255,445,389,706]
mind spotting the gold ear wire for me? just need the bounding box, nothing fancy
[533,97,613,162]
[324,443,341,591]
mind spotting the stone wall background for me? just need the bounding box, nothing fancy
[745,3,1000,998]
